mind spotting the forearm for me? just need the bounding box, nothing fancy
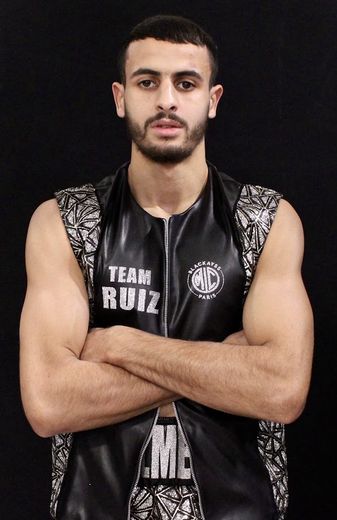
[104,326,309,423]
[106,329,268,416]
[22,352,177,437]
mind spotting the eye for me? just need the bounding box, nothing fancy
[138,79,156,89]
[177,81,195,91]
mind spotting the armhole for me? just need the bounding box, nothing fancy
[54,184,101,304]
[233,184,283,295]
[55,184,101,322]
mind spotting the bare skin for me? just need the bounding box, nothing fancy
[20,38,314,437]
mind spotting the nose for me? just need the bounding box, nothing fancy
[156,80,177,112]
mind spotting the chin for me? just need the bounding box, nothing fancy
[142,149,194,165]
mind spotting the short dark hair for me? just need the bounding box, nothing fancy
[117,15,218,86]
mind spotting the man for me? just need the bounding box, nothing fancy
[20,14,314,520]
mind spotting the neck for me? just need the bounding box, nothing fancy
[128,141,208,218]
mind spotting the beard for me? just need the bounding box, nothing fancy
[125,109,208,164]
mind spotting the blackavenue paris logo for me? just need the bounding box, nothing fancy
[187,261,224,300]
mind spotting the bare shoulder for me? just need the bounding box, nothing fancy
[257,198,305,274]
[25,198,78,280]
[27,198,69,245]
[272,199,303,235]
[28,198,62,233]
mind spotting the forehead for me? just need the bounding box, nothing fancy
[125,38,212,78]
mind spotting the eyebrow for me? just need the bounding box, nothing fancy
[130,68,203,81]
[175,70,203,81]
[131,68,160,78]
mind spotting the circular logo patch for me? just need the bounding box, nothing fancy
[187,261,224,300]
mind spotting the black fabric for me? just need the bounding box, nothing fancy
[57,164,277,519]
[177,401,278,520]
[94,163,245,340]
[57,411,157,519]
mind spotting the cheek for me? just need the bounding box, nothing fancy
[182,91,209,111]
[124,94,153,120]
[187,99,210,123]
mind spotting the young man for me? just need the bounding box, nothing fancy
[20,15,314,520]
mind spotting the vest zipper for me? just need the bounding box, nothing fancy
[126,408,159,520]
[163,218,206,520]
[173,402,206,520]
[126,218,170,519]
[163,218,170,337]
[127,217,205,519]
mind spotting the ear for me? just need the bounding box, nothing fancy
[208,84,223,119]
[112,82,125,118]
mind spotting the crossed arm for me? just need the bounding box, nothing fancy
[20,200,178,437]
[19,198,314,438]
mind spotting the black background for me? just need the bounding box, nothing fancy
[1,1,337,518]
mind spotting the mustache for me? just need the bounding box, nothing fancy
[145,112,187,129]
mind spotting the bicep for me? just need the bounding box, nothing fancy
[242,200,314,382]
[19,200,89,403]
[243,269,313,349]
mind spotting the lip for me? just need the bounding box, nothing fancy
[150,119,184,137]
[150,119,183,129]
[150,126,183,137]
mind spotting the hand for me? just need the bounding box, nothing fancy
[80,327,107,363]
[80,325,133,364]
[222,329,249,346]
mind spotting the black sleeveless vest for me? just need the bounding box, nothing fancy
[52,163,288,520]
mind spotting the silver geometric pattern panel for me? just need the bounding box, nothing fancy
[55,183,101,305]
[234,184,288,519]
[234,184,283,292]
[50,433,73,518]
[130,485,202,520]
[50,184,101,518]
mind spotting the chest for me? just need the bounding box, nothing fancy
[93,182,245,341]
